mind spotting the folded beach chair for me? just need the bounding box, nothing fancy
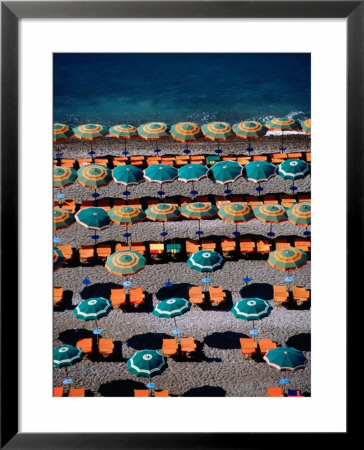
[130,156,145,167]
[112,156,128,167]
[94,157,109,166]
[221,238,236,255]
[96,244,112,260]
[60,158,76,168]
[201,240,216,251]
[79,245,95,263]
[222,155,236,161]
[180,337,197,357]
[188,286,205,305]
[274,238,291,249]
[76,338,93,357]
[305,152,311,163]
[270,152,287,164]
[98,338,114,356]
[292,286,310,306]
[129,288,145,307]
[294,239,311,253]
[251,155,268,161]
[57,245,73,261]
[256,239,271,254]
[273,285,289,305]
[239,238,256,254]
[239,337,258,359]
[110,288,127,308]
[236,156,251,165]
[185,240,200,255]
[162,338,179,357]
[267,387,284,397]
[209,286,226,306]
[77,158,92,167]
[257,339,277,355]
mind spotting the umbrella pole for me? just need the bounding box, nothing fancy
[281,132,284,152]
[91,141,95,162]
[257,182,261,197]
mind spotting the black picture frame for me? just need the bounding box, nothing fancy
[1,1,357,448]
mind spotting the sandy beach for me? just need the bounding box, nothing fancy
[53,134,311,397]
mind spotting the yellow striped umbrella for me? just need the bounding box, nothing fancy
[77,164,112,188]
[267,247,307,271]
[146,203,181,241]
[201,121,235,152]
[253,204,288,238]
[300,118,311,134]
[232,120,267,153]
[170,122,203,152]
[137,122,170,152]
[105,250,146,276]
[181,202,217,237]
[109,124,138,156]
[53,207,75,230]
[73,123,109,160]
[265,117,300,152]
[218,202,254,236]
[108,205,146,245]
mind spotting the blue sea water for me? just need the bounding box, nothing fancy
[53,53,310,127]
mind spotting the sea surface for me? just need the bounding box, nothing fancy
[53,53,310,127]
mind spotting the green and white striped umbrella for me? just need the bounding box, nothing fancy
[287,202,311,227]
[278,159,310,181]
[146,203,181,222]
[53,247,66,272]
[127,349,167,378]
[75,207,111,231]
[231,298,272,321]
[245,161,276,183]
[178,163,208,183]
[267,247,307,272]
[108,205,146,225]
[53,166,77,188]
[264,347,308,371]
[138,122,170,140]
[112,165,144,185]
[300,118,311,134]
[170,122,203,143]
[187,250,224,273]
[53,123,74,142]
[181,202,217,220]
[209,160,243,184]
[153,298,191,318]
[74,297,112,321]
[253,204,288,224]
[144,164,178,184]
[77,164,112,189]
[53,208,75,230]
[53,345,84,369]
[105,250,146,276]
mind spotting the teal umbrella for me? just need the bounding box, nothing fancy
[245,160,276,195]
[113,165,144,186]
[265,117,300,152]
[178,163,208,197]
[231,297,272,330]
[263,347,307,371]
[74,297,112,322]
[278,159,310,193]
[209,161,243,184]
[53,247,65,272]
[53,345,84,380]
[187,250,224,273]
[75,207,111,231]
[73,124,109,160]
[53,166,77,189]
[287,202,311,228]
[53,208,75,231]
[144,164,178,184]
[153,298,191,339]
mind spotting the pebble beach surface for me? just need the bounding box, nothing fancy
[53,134,311,397]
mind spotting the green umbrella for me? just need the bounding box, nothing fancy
[245,161,276,183]
[181,202,217,236]
[265,117,300,151]
[170,122,203,151]
[178,163,209,198]
[53,207,75,230]
[201,121,235,150]
[105,250,146,276]
[187,250,224,273]
[253,204,288,237]
[267,247,307,272]
[263,347,308,371]
[73,123,109,160]
[108,205,146,245]
[300,118,311,134]
[53,123,74,143]
[138,122,170,152]
[74,297,112,336]
[53,247,65,272]
[209,161,243,189]
[287,202,311,227]
[75,207,111,231]
[218,202,254,235]
[109,124,138,155]
[232,120,267,152]
[153,297,191,318]
[53,166,77,189]
[77,164,112,189]
[231,297,272,330]
[53,345,84,369]
[144,164,178,184]
[146,203,180,240]
[112,165,144,185]
[278,159,310,192]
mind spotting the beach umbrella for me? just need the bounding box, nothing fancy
[170,122,203,153]
[77,163,112,200]
[209,160,243,195]
[112,164,144,201]
[201,121,235,153]
[253,204,288,237]
[218,202,254,236]
[53,166,77,189]
[53,247,66,272]
[265,117,300,152]
[287,202,311,235]
[73,124,109,160]
[144,163,178,198]
[153,298,191,340]
[300,118,311,134]
[137,122,170,153]
[232,120,267,153]
[127,349,167,396]
[75,206,111,245]
[53,345,84,381]
[74,297,112,338]
[268,246,308,283]
[146,203,180,241]
[105,250,146,277]
[53,123,74,158]
[244,160,276,195]
[109,124,138,157]
[278,159,310,194]
[178,163,209,197]
[53,207,75,231]
[188,250,224,273]
[181,202,217,238]
[108,205,146,245]
[231,297,272,331]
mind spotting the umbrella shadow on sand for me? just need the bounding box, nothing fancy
[286,333,311,352]
[80,282,121,299]
[240,283,273,301]
[98,379,147,397]
[127,332,172,350]
[156,283,191,301]
[203,331,248,350]
[182,385,226,397]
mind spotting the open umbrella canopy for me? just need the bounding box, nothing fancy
[53,345,84,368]
[77,164,112,189]
[201,122,235,141]
[170,122,203,143]
[178,163,209,182]
[144,164,178,184]
[300,118,311,134]
[153,298,191,318]
[75,207,111,230]
[287,202,311,227]
[53,123,74,142]
[137,122,170,140]
[245,161,276,183]
[53,247,66,272]
[278,159,310,180]
[209,160,243,184]
[188,250,224,273]
[265,117,300,132]
[127,350,167,378]
[109,124,138,139]
[105,250,146,276]
[146,203,181,222]
[218,202,254,223]
[53,166,77,188]
[253,204,288,223]
[112,165,144,185]
[268,247,308,271]
[181,202,217,220]
[73,123,109,141]
[264,347,308,371]
[108,205,146,225]
[231,298,272,321]
[232,121,267,139]
[74,297,112,321]
[53,208,75,230]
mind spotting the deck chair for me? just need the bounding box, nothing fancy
[154,390,170,397]
[53,287,64,306]
[294,239,311,252]
[267,387,284,397]
[256,239,271,254]
[94,157,109,166]
[79,245,95,263]
[110,288,127,308]
[236,156,251,165]
[98,338,114,355]
[292,286,310,305]
[130,156,145,167]
[305,152,311,163]
[185,239,200,255]
[287,152,303,159]
[62,199,76,213]
[274,238,291,249]
[221,238,236,254]
[270,152,287,164]
[57,245,73,261]
[68,388,85,397]
[258,339,277,355]
[77,158,92,166]
[162,338,179,357]
[129,288,145,306]
[273,285,289,305]
[53,387,64,397]
[60,158,76,168]
[215,197,230,208]
[180,337,197,356]
[160,157,175,165]
[209,286,226,305]
[279,194,297,208]
[222,155,236,161]
[134,389,149,397]
[190,155,205,163]
[76,338,93,357]
[112,156,128,167]
[115,242,129,252]
[239,238,256,254]
[263,194,278,204]
[131,242,146,255]
[149,242,165,259]
[251,155,268,161]
[188,286,205,305]
[201,240,216,251]
[96,244,112,260]
[239,337,258,359]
